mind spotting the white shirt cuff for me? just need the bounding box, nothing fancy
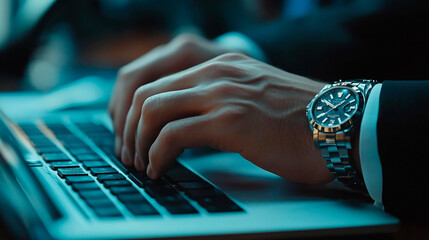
[214,32,267,62]
[359,83,384,209]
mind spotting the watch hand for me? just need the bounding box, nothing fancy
[332,100,346,109]
[321,99,335,108]
[316,100,346,119]
[317,106,336,118]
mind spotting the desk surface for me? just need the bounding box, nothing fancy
[1,222,428,240]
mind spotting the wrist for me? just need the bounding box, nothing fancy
[306,80,376,190]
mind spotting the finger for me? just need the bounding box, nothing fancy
[122,54,249,166]
[121,71,200,167]
[132,88,207,170]
[111,43,198,156]
[145,114,218,179]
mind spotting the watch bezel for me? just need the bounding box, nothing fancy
[307,83,366,133]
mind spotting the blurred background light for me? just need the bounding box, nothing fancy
[0,0,11,49]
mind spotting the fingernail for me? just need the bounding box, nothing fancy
[115,136,122,157]
[134,153,144,171]
[134,153,146,170]
[121,146,132,165]
[146,163,155,179]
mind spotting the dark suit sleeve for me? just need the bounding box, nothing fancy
[378,80,429,221]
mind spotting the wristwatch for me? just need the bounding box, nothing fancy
[306,79,377,190]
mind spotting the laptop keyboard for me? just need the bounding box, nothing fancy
[18,121,243,218]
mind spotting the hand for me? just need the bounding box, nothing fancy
[119,53,333,184]
[108,34,232,160]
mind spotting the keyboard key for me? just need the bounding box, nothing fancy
[78,190,108,199]
[110,186,139,195]
[50,161,80,170]
[43,153,70,162]
[165,165,203,182]
[31,137,57,148]
[103,180,131,188]
[176,181,214,190]
[154,194,188,206]
[57,168,87,178]
[185,189,224,200]
[116,194,148,203]
[124,203,159,216]
[68,148,94,155]
[19,124,42,135]
[74,154,102,162]
[97,173,125,182]
[129,171,165,187]
[29,135,50,142]
[164,203,198,215]
[90,167,118,175]
[198,197,244,213]
[65,175,94,184]
[36,147,62,154]
[92,138,114,147]
[92,206,122,218]
[35,143,58,149]
[71,182,100,191]
[85,198,115,208]
[82,161,110,169]
[46,124,72,135]
[145,185,179,198]
[101,146,116,156]
[63,142,88,149]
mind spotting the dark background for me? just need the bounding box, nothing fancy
[1,0,428,92]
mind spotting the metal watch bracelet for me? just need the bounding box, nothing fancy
[313,80,376,191]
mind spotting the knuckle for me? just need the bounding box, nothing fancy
[203,60,247,77]
[116,66,139,94]
[203,61,225,73]
[210,81,238,97]
[159,123,178,146]
[216,52,248,61]
[141,95,160,124]
[219,106,248,123]
[173,33,201,50]
[132,85,147,105]
[117,66,132,84]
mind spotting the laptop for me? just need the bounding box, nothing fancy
[0,90,399,239]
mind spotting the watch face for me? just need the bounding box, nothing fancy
[311,87,359,128]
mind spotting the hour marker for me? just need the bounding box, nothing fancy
[350,106,356,110]
[349,99,356,103]
[317,106,323,111]
[337,92,344,98]
[322,118,328,123]
[330,94,334,99]
[344,113,350,117]
[337,117,341,123]
[345,94,351,99]
[317,113,325,119]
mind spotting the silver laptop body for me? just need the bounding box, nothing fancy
[0,109,399,240]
